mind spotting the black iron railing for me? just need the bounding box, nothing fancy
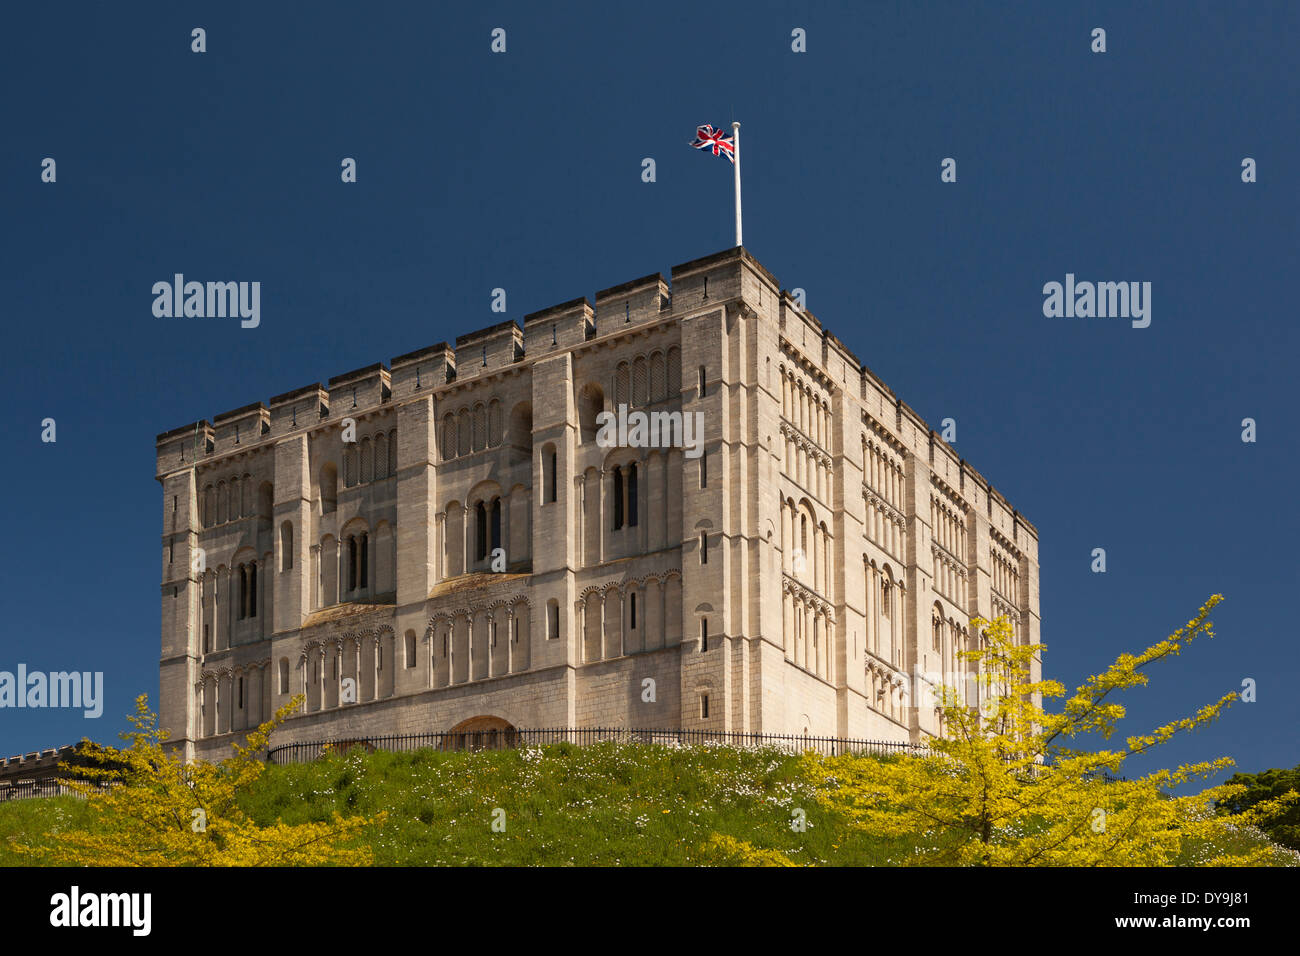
[264,727,930,764]
[0,778,115,802]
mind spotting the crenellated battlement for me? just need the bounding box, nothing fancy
[152,245,1033,548]
[0,744,77,782]
[156,247,773,476]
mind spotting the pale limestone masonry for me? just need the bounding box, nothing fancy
[155,247,1041,762]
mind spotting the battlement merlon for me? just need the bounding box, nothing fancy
[155,420,213,479]
[594,272,670,333]
[328,363,391,414]
[211,401,270,458]
[269,383,329,435]
[523,297,593,353]
[391,342,453,400]
[454,320,524,383]
[0,745,76,772]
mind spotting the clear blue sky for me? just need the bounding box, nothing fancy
[1,2,1295,781]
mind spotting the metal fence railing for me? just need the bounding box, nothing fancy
[0,733,1128,797]
[265,727,930,765]
[0,778,115,802]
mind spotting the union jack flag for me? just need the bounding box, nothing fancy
[689,124,735,163]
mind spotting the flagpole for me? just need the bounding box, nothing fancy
[732,121,742,247]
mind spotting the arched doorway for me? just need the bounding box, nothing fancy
[444,715,517,752]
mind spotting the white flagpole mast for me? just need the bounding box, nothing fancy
[732,121,742,247]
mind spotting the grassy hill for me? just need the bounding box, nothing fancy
[1,742,1295,866]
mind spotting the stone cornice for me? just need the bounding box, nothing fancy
[781,573,835,619]
[863,487,906,527]
[779,420,832,464]
[777,339,836,393]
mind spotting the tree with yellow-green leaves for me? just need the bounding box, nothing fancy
[790,595,1297,866]
[18,694,383,866]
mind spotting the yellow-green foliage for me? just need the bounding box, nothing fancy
[795,597,1297,866]
[16,694,383,866]
[703,833,803,866]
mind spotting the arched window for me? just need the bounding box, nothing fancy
[472,405,486,452]
[490,497,502,553]
[614,363,630,407]
[404,630,417,668]
[278,658,289,694]
[442,414,456,460]
[280,522,293,571]
[344,446,357,487]
[630,592,637,630]
[457,410,470,457]
[360,438,372,483]
[388,428,398,474]
[488,402,502,447]
[374,433,388,480]
[547,599,559,640]
[632,357,648,406]
[649,352,665,402]
[238,565,247,620]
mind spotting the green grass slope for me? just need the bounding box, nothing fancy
[1,742,1295,866]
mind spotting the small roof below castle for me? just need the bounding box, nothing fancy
[301,600,396,629]
[429,570,530,600]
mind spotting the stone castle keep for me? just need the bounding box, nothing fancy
[155,247,1041,762]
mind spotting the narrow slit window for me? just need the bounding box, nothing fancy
[613,466,624,529]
